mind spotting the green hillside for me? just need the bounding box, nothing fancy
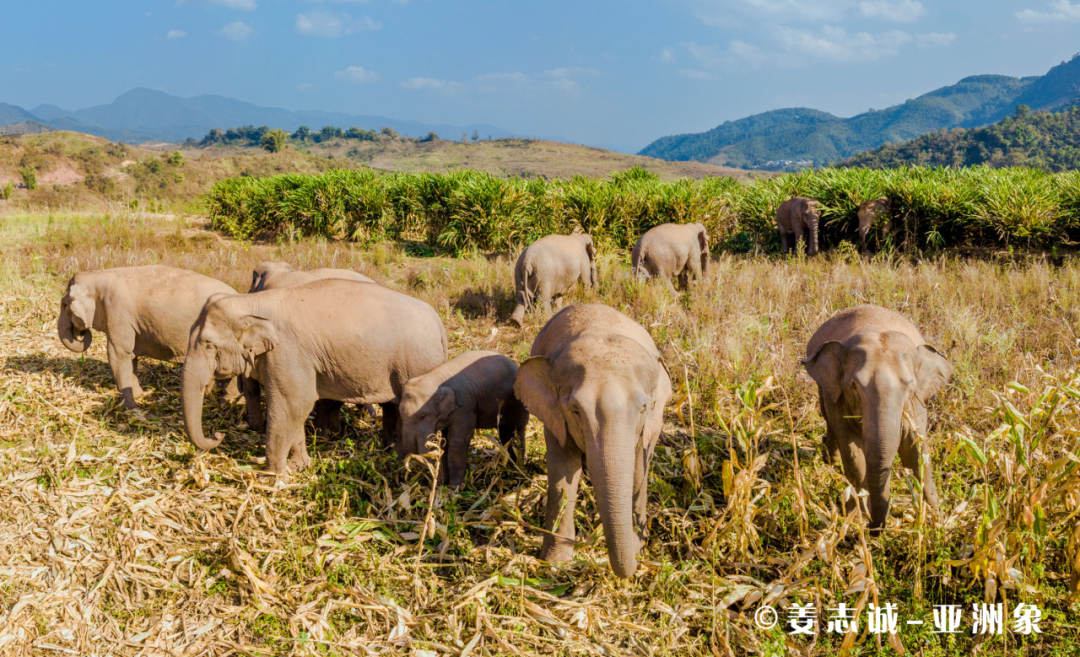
[641,56,1080,170]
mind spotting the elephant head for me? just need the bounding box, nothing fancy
[398,380,458,456]
[802,331,952,529]
[57,279,96,353]
[577,234,598,288]
[181,296,277,451]
[250,261,295,293]
[516,336,663,578]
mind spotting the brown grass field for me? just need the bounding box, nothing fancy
[0,208,1078,656]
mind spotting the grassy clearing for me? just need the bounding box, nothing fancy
[0,209,1078,656]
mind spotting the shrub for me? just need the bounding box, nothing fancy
[167,151,185,167]
[260,129,289,154]
[1,182,13,199]
[20,167,37,191]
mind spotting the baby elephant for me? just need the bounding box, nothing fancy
[631,222,709,290]
[398,351,529,487]
[249,261,374,292]
[776,197,822,255]
[803,305,952,531]
[510,233,597,326]
[857,197,890,252]
[58,265,238,409]
[515,304,671,578]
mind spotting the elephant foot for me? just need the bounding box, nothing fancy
[539,543,576,564]
[509,306,526,326]
[288,443,312,471]
[247,411,266,432]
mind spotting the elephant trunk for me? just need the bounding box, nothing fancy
[587,429,639,579]
[863,394,903,530]
[58,308,92,353]
[181,349,223,451]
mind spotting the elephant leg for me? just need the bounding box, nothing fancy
[498,394,529,466]
[264,384,315,473]
[243,376,265,431]
[105,333,142,409]
[537,281,553,315]
[899,427,940,513]
[792,224,806,255]
[677,268,690,291]
[687,254,703,284]
[443,412,476,487]
[540,427,583,564]
[778,230,791,253]
[510,288,527,326]
[380,402,402,453]
[807,221,820,256]
[633,437,659,544]
[313,399,344,438]
[219,376,242,403]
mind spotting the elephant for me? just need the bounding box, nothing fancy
[181,279,448,472]
[857,197,891,252]
[776,197,822,255]
[802,304,953,531]
[58,265,239,409]
[398,350,529,487]
[514,303,671,578]
[249,261,374,293]
[630,222,709,291]
[509,233,597,326]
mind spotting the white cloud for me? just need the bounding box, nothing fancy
[916,32,955,47]
[166,30,188,39]
[209,0,256,10]
[678,69,714,80]
[296,12,381,37]
[659,48,676,63]
[218,21,253,41]
[777,25,913,62]
[689,0,848,25]
[1016,0,1080,21]
[858,0,924,22]
[400,77,463,91]
[334,66,381,83]
[297,83,315,90]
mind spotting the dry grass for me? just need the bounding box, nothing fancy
[0,209,1078,656]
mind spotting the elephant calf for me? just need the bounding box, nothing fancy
[515,304,671,578]
[802,305,952,530]
[249,261,374,292]
[398,350,529,486]
[857,198,890,252]
[182,279,447,472]
[631,222,709,290]
[510,233,597,326]
[776,197,822,255]
[58,265,238,409]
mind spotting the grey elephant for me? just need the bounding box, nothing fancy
[802,305,952,530]
[776,197,822,255]
[249,261,374,293]
[181,279,448,472]
[58,265,239,409]
[509,233,597,326]
[514,304,671,578]
[398,350,529,486]
[630,222,709,290]
[857,198,890,252]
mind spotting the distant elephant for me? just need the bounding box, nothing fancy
[510,233,597,326]
[249,261,374,293]
[398,350,529,486]
[631,222,709,290]
[802,305,952,530]
[857,197,891,252]
[58,265,239,409]
[515,304,671,578]
[248,260,377,434]
[181,279,448,472]
[776,197,821,255]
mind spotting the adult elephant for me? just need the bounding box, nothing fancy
[57,265,239,409]
[630,222,709,290]
[515,304,671,578]
[249,261,374,293]
[802,305,952,531]
[776,197,822,255]
[509,233,597,326]
[181,279,447,472]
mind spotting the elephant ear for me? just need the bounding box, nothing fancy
[434,386,459,418]
[697,226,709,274]
[249,270,263,293]
[802,341,845,404]
[913,344,953,405]
[239,315,277,366]
[514,356,567,445]
[643,358,672,448]
[582,235,596,263]
[67,283,95,329]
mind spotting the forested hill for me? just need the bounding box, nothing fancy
[640,55,1080,170]
[841,105,1080,171]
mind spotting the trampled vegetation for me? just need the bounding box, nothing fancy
[207,165,1080,255]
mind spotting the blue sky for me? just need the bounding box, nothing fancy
[4,0,1080,152]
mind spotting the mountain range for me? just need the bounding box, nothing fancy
[0,88,519,144]
[641,55,1080,170]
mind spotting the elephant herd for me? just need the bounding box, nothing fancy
[55,220,951,579]
[776,196,891,255]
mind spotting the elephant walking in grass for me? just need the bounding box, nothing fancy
[776,197,822,255]
[58,265,239,409]
[181,279,447,472]
[631,222,709,291]
[249,261,374,292]
[515,304,671,578]
[802,305,953,530]
[510,234,597,326]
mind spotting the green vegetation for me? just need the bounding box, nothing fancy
[200,124,384,149]
[207,164,1080,254]
[1,182,12,199]
[259,128,288,153]
[19,165,36,190]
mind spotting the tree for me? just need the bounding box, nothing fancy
[462,132,468,142]
[471,130,480,142]
[380,127,399,139]
[19,167,36,191]
[293,126,312,142]
[261,129,289,153]
[419,131,437,143]
[167,151,185,167]
[1015,104,1032,120]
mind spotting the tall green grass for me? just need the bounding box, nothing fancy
[206,165,1080,255]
